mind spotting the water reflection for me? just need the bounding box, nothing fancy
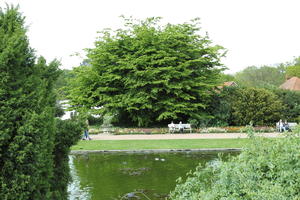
[68,156,91,200]
[68,151,237,200]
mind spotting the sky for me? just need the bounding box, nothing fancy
[1,0,300,73]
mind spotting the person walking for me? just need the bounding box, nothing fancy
[83,119,91,140]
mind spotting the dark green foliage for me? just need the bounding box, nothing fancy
[55,102,65,117]
[67,17,225,127]
[87,114,103,126]
[235,65,286,88]
[207,87,283,126]
[54,69,74,100]
[0,6,82,199]
[51,118,84,199]
[0,6,54,199]
[273,89,300,122]
[170,132,300,199]
[230,87,283,125]
[206,88,233,126]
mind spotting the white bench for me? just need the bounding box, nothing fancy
[276,122,297,132]
[168,123,192,133]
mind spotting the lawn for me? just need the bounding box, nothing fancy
[71,138,251,150]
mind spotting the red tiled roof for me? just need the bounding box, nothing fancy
[279,77,300,91]
[217,81,237,89]
[223,81,237,86]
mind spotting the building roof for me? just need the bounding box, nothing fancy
[223,81,237,86]
[217,81,237,89]
[279,77,300,91]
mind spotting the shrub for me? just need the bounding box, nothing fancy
[51,118,84,199]
[170,130,300,199]
[231,87,284,125]
[272,89,300,122]
[208,87,284,126]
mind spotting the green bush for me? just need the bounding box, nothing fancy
[170,131,300,199]
[232,87,284,125]
[51,118,84,199]
[209,87,284,126]
[272,89,300,122]
[206,88,233,126]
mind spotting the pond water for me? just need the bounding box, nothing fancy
[68,151,238,200]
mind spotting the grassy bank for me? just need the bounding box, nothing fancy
[71,138,251,150]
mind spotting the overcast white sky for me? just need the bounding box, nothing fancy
[1,0,300,73]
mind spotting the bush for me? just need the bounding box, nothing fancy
[272,89,300,122]
[170,131,300,199]
[231,87,284,125]
[51,118,84,199]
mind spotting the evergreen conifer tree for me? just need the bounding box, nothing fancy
[0,6,71,199]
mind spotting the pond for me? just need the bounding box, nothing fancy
[68,151,238,200]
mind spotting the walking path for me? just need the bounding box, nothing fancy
[90,132,282,140]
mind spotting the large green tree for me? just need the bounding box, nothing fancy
[68,17,225,126]
[0,6,56,199]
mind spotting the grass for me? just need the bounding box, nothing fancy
[71,138,251,151]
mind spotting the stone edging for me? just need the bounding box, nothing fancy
[70,148,242,154]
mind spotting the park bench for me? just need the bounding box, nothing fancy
[276,122,297,132]
[168,123,192,133]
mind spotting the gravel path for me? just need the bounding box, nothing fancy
[90,132,282,140]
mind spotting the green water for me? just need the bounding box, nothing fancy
[69,151,237,200]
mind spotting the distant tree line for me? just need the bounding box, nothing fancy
[219,56,300,89]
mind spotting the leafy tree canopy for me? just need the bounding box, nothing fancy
[67,17,226,126]
[286,56,300,78]
[217,73,236,83]
[272,88,300,122]
[54,69,74,100]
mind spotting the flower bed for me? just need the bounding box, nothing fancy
[114,128,168,135]
[200,127,227,133]
[88,126,275,135]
